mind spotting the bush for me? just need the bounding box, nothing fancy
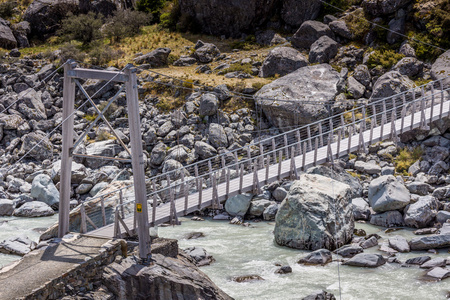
[344,8,370,40]
[88,43,123,66]
[136,0,166,20]
[58,42,86,64]
[367,49,404,69]
[159,0,180,30]
[395,147,423,174]
[59,12,103,47]
[0,1,16,19]
[103,9,151,43]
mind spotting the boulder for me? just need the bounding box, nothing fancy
[103,255,232,300]
[51,160,88,184]
[248,199,272,217]
[23,0,79,37]
[225,194,253,217]
[297,249,333,265]
[352,64,371,87]
[342,253,386,268]
[360,236,378,249]
[18,88,46,120]
[352,198,370,220]
[362,0,411,16]
[0,236,36,256]
[354,160,381,174]
[13,201,55,217]
[11,21,30,48]
[405,256,431,265]
[368,175,410,213]
[369,71,415,102]
[308,36,338,64]
[334,244,364,258]
[150,143,167,166]
[156,121,174,137]
[184,247,215,266]
[208,123,228,148]
[178,0,278,37]
[255,30,287,46]
[347,76,365,99]
[192,42,220,63]
[420,258,447,269]
[0,199,14,216]
[431,50,450,88]
[0,18,17,49]
[291,20,334,49]
[263,203,279,221]
[173,56,197,67]
[302,290,336,300]
[161,159,189,181]
[255,64,340,130]
[387,17,405,44]
[280,0,322,28]
[370,210,405,227]
[436,211,450,224]
[409,234,450,250]
[275,265,292,274]
[259,47,308,78]
[90,182,108,197]
[199,93,219,116]
[30,174,59,207]
[134,48,171,67]
[393,57,423,77]
[329,20,353,40]
[20,132,53,161]
[399,42,416,57]
[424,267,450,281]
[406,182,432,196]
[388,235,410,252]
[403,195,438,228]
[194,141,217,159]
[274,174,354,251]
[273,186,288,201]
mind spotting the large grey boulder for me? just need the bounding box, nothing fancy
[403,195,438,228]
[388,235,410,252]
[208,123,228,148]
[11,21,30,48]
[20,132,53,161]
[162,159,189,181]
[134,48,171,66]
[334,244,364,258]
[362,0,411,16]
[368,175,410,213]
[0,18,17,49]
[13,201,55,217]
[179,0,278,37]
[0,236,36,256]
[255,64,340,130]
[30,174,59,207]
[259,47,308,78]
[150,143,167,166]
[424,267,450,281]
[0,199,14,216]
[24,0,79,37]
[354,160,381,174]
[370,71,415,102]
[347,76,366,99]
[18,88,46,120]
[292,21,334,50]
[85,140,122,169]
[393,57,423,77]
[431,50,450,88]
[274,174,354,251]
[342,253,386,268]
[225,194,253,217]
[51,160,88,184]
[410,234,450,250]
[329,20,353,40]
[199,93,218,116]
[192,42,220,63]
[352,198,370,220]
[353,64,371,87]
[194,141,217,159]
[309,36,338,64]
[436,211,450,224]
[248,199,272,217]
[263,203,279,220]
[297,249,333,265]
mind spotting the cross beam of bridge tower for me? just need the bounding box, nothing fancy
[60,60,151,261]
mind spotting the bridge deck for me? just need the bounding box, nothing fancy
[86,98,450,239]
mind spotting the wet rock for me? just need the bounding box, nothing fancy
[259,47,308,78]
[185,232,205,240]
[368,175,410,213]
[231,274,264,283]
[405,256,431,265]
[13,201,55,217]
[424,267,450,281]
[343,253,386,268]
[302,290,336,300]
[420,258,447,269]
[308,36,338,64]
[274,174,353,251]
[370,210,405,227]
[291,20,334,50]
[404,195,439,228]
[225,194,253,217]
[297,249,333,266]
[134,48,171,66]
[409,234,450,251]
[184,246,215,266]
[360,236,378,249]
[388,235,410,253]
[275,265,292,274]
[30,174,59,207]
[334,244,364,258]
[413,228,439,235]
[0,236,36,256]
[0,199,14,216]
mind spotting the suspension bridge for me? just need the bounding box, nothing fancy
[61,64,450,259]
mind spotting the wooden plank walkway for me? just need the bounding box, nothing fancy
[86,92,450,239]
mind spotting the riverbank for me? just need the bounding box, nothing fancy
[159,217,450,300]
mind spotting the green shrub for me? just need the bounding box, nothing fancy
[103,9,151,43]
[58,42,86,64]
[59,12,103,47]
[367,49,404,69]
[136,0,166,21]
[344,8,370,40]
[88,43,123,66]
[395,147,423,174]
[159,0,180,30]
[251,82,265,90]
[0,1,16,19]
